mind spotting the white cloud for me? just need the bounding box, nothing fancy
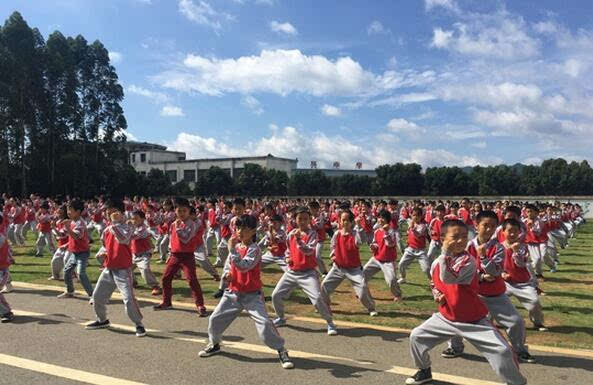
[367,21,389,36]
[321,104,342,117]
[471,141,487,149]
[431,28,453,48]
[178,0,234,31]
[241,95,264,115]
[439,82,542,108]
[160,105,185,117]
[124,131,139,141]
[269,21,298,36]
[126,85,170,104]
[425,0,458,12]
[369,92,437,107]
[155,49,430,97]
[387,118,424,134]
[108,51,122,64]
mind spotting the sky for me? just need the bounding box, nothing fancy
[2,0,593,169]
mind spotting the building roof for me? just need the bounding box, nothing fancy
[155,153,298,165]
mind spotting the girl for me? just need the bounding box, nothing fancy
[49,205,70,281]
[199,214,294,369]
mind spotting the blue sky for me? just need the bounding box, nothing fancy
[2,0,593,169]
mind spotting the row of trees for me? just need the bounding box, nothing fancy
[0,12,129,197]
[132,158,593,198]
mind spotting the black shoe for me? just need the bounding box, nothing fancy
[153,303,172,311]
[278,350,294,369]
[213,289,224,299]
[136,325,147,337]
[406,368,432,385]
[0,312,14,323]
[441,347,463,358]
[198,343,221,357]
[518,351,536,363]
[85,319,110,330]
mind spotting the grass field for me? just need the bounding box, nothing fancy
[8,222,593,350]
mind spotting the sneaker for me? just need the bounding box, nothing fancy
[136,325,147,337]
[550,261,558,273]
[198,343,221,357]
[405,368,432,385]
[536,274,545,281]
[278,350,294,369]
[518,351,536,363]
[88,298,94,306]
[197,306,208,317]
[151,287,162,296]
[57,292,74,299]
[0,312,14,323]
[397,278,406,284]
[535,324,548,332]
[536,287,546,296]
[153,303,172,311]
[85,319,110,330]
[327,323,338,336]
[34,253,42,258]
[393,296,403,302]
[441,347,463,358]
[47,276,59,281]
[213,289,224,299]
[212,274,221,282]
[369,311,379,317]
[273,317,287,327]
[1,283,14,293]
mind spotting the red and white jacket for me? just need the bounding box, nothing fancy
[286,228,317,271]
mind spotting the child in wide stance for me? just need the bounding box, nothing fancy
[199,214,294,369]
[0,212,15,323]
[86,199,146,337]
[406,219,525,385]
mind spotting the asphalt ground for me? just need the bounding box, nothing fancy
[1,284,593,385]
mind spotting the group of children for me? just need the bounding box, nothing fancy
[0,193,587,383]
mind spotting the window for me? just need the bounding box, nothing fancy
[131,154,136,163]
[166,170,177,182]
[183,170,196,182]
[140,153,146,162]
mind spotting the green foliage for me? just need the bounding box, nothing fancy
[194,166,235,196]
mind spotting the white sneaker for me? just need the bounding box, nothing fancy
[397,278,406,284]
[369,311,379,317]
[1,283,14,293]
[327,323,338,336]
[273,317,287,327]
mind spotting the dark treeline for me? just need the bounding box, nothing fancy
[0,11,133,197]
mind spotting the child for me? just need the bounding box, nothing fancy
[129,210,161,296]
[356,200,375,245]
[321,210,377,317]
[442,211,535,364]
[427,205,445,263]
[154,197,207,317]
[0,212,14,323]
[524,204,556,278]
[35,202,56,257]
[363,209,402,301]
[49,205,69,281]
[259,214,288,270]
[190,206,220,281]
[271,207,337,335]
[502,218,547,332]
[198,214,295,369]
[157,200,175,263]
[309,201,328,275]
[406,220,526,385]
[398,207,431,283]
[87,199,146,337]
[205,199,221,257]
[213,198,245,298]
[58,199,94,299]
[214,200,235,268]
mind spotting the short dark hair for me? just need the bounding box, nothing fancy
[295,206,310,217]
[441,219,467,235]
[308,201,320,209]
[232,197,245,207]
[271,214,283,222]
[133,210,146,219]
[525,203,538,211]
[68,199,84,212]
[378,209,392,223]
[40,201,50,210]
[412,207,423,217]
[174,197,190,208]
[476,210,499,225]
[341,210,355,222]
[235,214,257,230]
[502,218,521,230]
[435,204,446,212]
[505,205,521,216]
[105,198,125,213]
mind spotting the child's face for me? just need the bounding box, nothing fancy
[109,209,123,223]
[176,206,190,220]
[476,217,497,239]
[296,212,310,229]
[503,225,520,243]
[378,217,386,226]
[67,207,80,219]
[232,204,245,216]
[133,215,144,226]
[272,220,282,231]
[411,211,421,223]
[309,206,319,216]
[526,208,538,219]
[504,212,518,220]
[443,225,468,254]
[164,204,173,211]
[237,225,255,243]
[435,209,445,219]
[340,212,353,231]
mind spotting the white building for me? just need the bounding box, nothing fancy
[127,142,298,185]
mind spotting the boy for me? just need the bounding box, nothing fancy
[130,210,162,296]
[87,199,146,337]
[406,220,526,385]
[49,205,69,281]
[321,210,377,317]
[427,205,445,263]
[199,214,294,369]
[205,199,221,257]
[59,199,94,299]
[154,197,207,317]
[259,214,288,270]
[309,201,328,275]
[442,211,535,363]
[0,213,14,322]
[524,204,556,278]
[35,202,55,257]
[213,198,245,298]
[363,209,402,301]
[271,207,337,335]
[502,218,547,332]
[398,207,431,283]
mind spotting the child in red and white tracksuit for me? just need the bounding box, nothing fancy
[0,212,15,322]
[50,206,70,281]
[427,205,445,263]
[524,204,556,277]
[130,210,161,296]
[35,203,55,257]
[398,208,431,282]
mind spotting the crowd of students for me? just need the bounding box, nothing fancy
[0,193,586,384]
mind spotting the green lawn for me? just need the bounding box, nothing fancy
[8,222,593,350]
